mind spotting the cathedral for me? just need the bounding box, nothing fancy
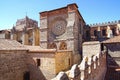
[0,3,120,80]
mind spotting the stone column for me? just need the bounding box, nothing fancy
[10,33,13,40]
[39,12,48,48]
[32,29,35,46]
[22,31,25,45]
[88,58,92,74]
[97,26,101,40]
[106,26,113,38]
[79,60,86,80]
[116,24,120,35]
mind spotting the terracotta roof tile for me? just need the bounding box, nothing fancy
[102,36,120,43]
[0,39,27,50]
[0,39,56,53]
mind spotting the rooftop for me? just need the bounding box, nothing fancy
[103,35,120,43]
[0,39,27,50]
[89,20,120,27]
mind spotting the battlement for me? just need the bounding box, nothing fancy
[51,50,107,80]
[89,20,120,27]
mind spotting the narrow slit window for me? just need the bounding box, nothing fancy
[37,59,40,66]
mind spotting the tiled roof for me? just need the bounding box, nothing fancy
[0,39,27,50]
[102,36,120,43]
[0,39,56,52]
[25,45,56,53]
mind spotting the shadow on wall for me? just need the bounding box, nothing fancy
[26,55,46,80]
[106,44,120,51]
[105,65,120,80]
[107,54,119,66]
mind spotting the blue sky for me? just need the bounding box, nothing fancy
[0,0,120,30]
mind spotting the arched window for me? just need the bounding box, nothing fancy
[48,43,57,49]
[59,42,67,50]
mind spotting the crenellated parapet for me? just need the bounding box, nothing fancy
[89,20,120,27]
[51,50,107,80]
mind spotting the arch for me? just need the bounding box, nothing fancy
[48,42,57,49]
[59,42,67,50]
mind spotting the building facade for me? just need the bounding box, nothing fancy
[10,16,40,46]
[0,30,10,39]
[40,3,86,64]
[0,3,120,80]
[88,21,120,41]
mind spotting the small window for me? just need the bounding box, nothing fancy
[86,30,90,37]
[101,43,104,51]
[102,29,106,36]
[68,58,71,66]
[59,42,67,50]
[94,30,97,36]
[24,71,30,80]
[112,28,115,36]
[48,43,57,49]
[36,59,40,66]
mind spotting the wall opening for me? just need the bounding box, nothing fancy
[94,30,97,37]
[48,42,57,49]
[102,29,106,36]
[68,58,71,66]
[24,71,30,80]
[36,59,41,67]
[59,42,67,50]
[101,43,104,51]
[112,28,115,36]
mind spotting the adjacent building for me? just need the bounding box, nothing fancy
[88,21,120,41]
[0,30,10,39]
[11,16,40,46]
[103,35,120,80]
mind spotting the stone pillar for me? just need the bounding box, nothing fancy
[116,24,120,35]
[33,27,40,46]
[69,64,80,79]
[80,70,85,80]
[10,33,13,40]
[11,27,16,40]
[97,26,101,40]
[93,56,97,69]
[39,12,48,48]
[32,29,35,46]
[106,26,113,38]
[79,60,86,80]
[22,31,25,45]
[22,31,28,45]
[88,58,92,74]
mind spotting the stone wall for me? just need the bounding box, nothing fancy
[83,41,101,58]
[52,50,107,80]
[0,50,28,80]
[55,51,73,74]
[28,52,55,80]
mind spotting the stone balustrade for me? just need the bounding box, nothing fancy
[51,50,107,80]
